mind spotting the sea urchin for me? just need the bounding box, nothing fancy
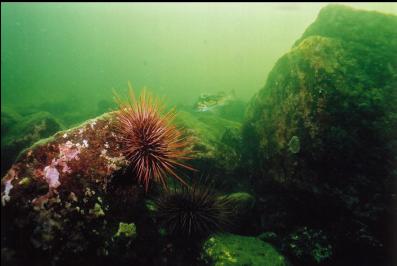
[154,181,234,238]
[114,84,194,191]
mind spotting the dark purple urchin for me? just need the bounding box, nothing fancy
[154,182,234,238]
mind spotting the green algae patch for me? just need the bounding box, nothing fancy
[90,203,105,218]
[115,222,137,238]
[201,234,289,266]
[17,177,32,187]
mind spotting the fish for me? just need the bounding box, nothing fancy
[194,91,236,112]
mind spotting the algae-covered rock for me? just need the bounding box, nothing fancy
[176,111,247,190]
[281,227,332,265]
[242,4,397,265]
[0,108,241,265]
[293,4,397,49]
[201,234,289,266]
[226,192,255,218]
[0,112,143,265]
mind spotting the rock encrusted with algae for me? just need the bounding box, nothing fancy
[201,234,289,266]
[0,106,240,265]
[0,109,239,207]
[222,192,255,218]
[1,112,129,208]
[242,4,397,265]
[0,112,143,265]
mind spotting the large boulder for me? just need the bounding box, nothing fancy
[242,4,396,265]
[0,109,241,265]
[1,112,139,265]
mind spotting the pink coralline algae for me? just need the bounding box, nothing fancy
[38,140,82,192]
[1,179,14,206]
[55,141,82,174]
[1,167,17,206]
[43,165,61,189]
[59,141,81,162]
[32,140,84,206]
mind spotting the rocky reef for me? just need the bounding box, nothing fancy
[242,4,396,265]
[1,4,396,266]
[0,106,249,265]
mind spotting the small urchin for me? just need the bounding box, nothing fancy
[114,84,195,191]
[153,181,234,238]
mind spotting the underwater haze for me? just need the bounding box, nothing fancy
[2,3,396,121]
[1,3,397,266]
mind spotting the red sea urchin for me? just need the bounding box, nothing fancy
[114,84,195,191]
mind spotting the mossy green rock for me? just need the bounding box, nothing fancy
[225,192,255,217]
[244,5,397,190]
[244,4,397,187]
[242,4,396,263]
[176,110,248,189]
[201,234,288,266]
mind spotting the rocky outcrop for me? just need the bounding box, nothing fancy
[0,108,241,265]
[242,4,397,265]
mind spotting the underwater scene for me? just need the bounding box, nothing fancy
[1,2,397,266]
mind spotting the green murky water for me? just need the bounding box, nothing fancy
[1,3,395,124]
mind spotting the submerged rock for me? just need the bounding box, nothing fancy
[242,4,397,265]
[1,112,126,206]
[0,108,241,265]
[175,111,246,190]
[226,192,255,218]
[201,233,289,266]
[0,112,142,264]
